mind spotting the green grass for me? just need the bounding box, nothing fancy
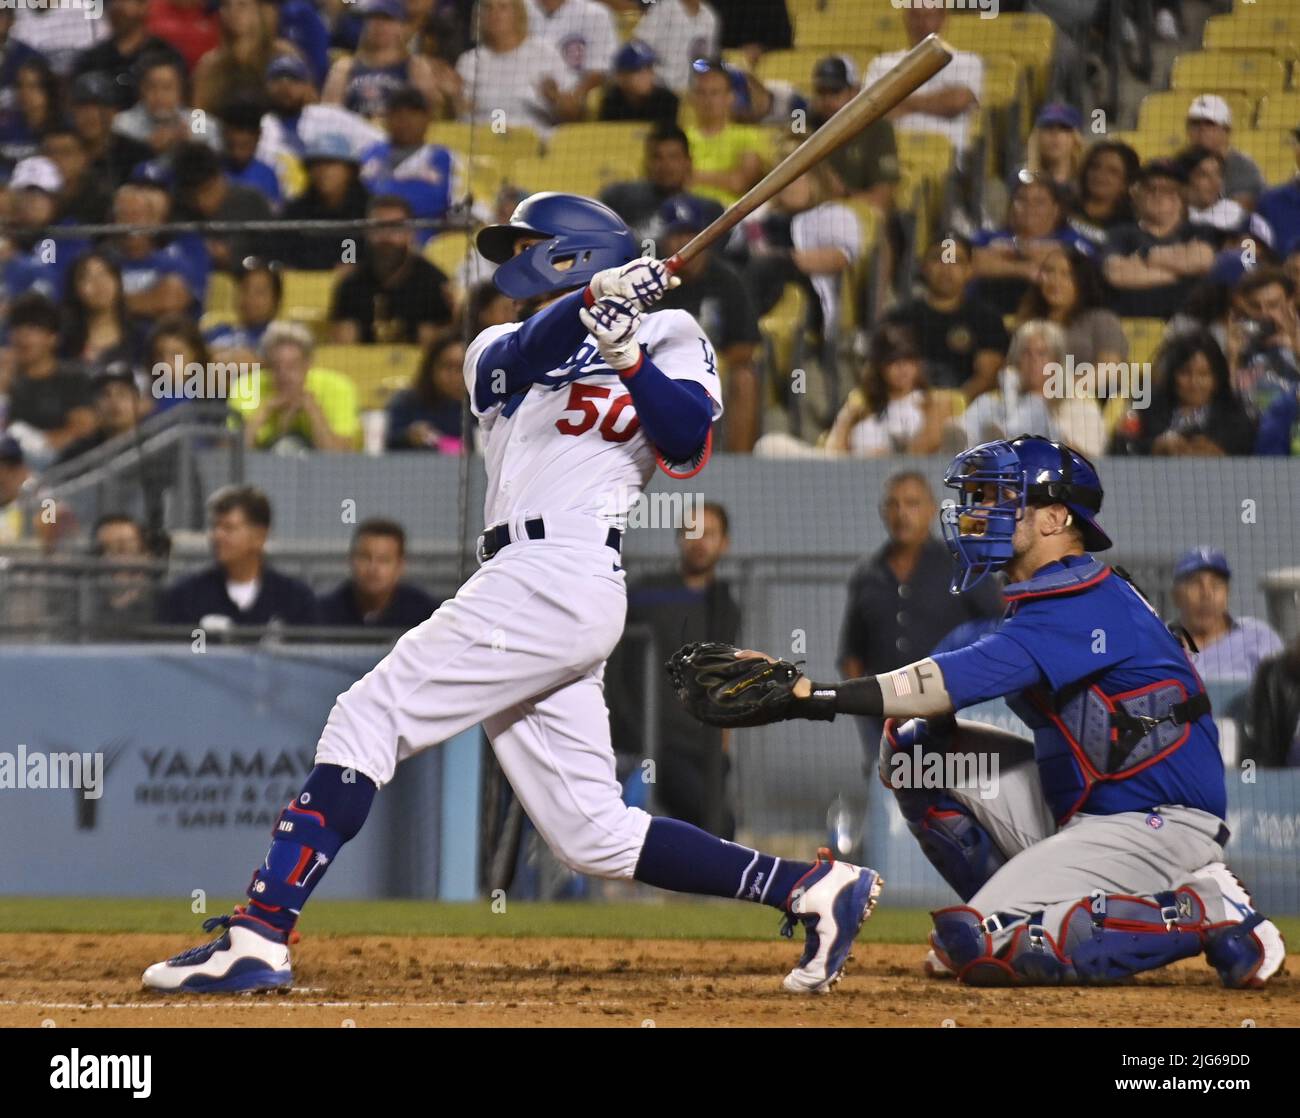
[2,898,1295,948]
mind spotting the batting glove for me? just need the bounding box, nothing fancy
[579,295,643,371]
[586,258,679,312]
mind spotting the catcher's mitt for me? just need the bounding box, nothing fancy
[666,641,831,728]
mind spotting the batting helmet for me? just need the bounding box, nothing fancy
[941,434,1112,592]
[477,192,638,300]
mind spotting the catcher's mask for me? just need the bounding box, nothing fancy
[941,434,1111,593]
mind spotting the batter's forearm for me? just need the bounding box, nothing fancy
[799,657,955,719]
[620,355,711,461]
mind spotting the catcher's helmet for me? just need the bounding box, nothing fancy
[941,434,1112,592]
[477,192,638,300]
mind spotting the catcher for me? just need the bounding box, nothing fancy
[668,435,1286,987]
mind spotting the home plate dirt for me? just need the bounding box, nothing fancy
[0,935,1295,1027]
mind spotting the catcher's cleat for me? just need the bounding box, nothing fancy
[779,848,883,994]
[142,912,293,993]
[1197,863,1286,989]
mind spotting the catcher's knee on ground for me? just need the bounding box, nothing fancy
[879,717,1008,902]
[929,889,1212,986]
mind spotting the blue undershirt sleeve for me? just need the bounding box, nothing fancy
[620,353,712,462]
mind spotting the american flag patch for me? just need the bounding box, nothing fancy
[890,669,913,697]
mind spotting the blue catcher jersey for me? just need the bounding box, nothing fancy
[934,554,1227,823]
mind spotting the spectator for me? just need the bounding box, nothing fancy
[863,8,982,158]
[962,319,1106,459]
[147,315,212,414]
[461,278,519,334]
[318,518,440,628]
[193,0,299,115]
[90,512,157,631]
[72,0,187,111]
[147,0,221,73]
[527,0,619,99]
[683,57,767,206]
[41,127,111,224]
[107,184,202,321]
[1109,330,1254,458]
[3,293,95,469]
[1256,125,1300,259]
[1225,266,1300,455]
[111,53,220,156]
[59,251,138,373]
[322,0,440,120]
[257,55,385,175]
[0,435,35,544]
[611,501,741,837]
[633,0,719,96]
[1018,244,1128,369]
[454,0,581,133]
[328,194,454,344]
[234,321,361,451]
[599,122,721,244]
[1171,547,1283,683]
[54,363,148,465]
[1070,139,1140,249]
[810,55,899,212]
[156,484,318,627]
[269,133,371,270]
[837,469,1003,754]
[358,86,461,242]
[653,194,761,452]
[1179,146,1272,245]
[172,140,275,273]
[270,0,331,89]
[1183,95,1264,210]
[11,4,106,76]
[1103,158,1217,320]
[1,155,86,305]
[710,0,791,64]
[1027,103,1084,208]
[0,12,44,100]
[385,333,468,453]
[972,172,1092,318]
[217,97,282,209]
[68,70,151,189]
[0,56,62,171]
[886,235,1008,399]
[1242,637,1300,767]
[206,259,282,360]
[599,41,679,124]
[825,322,957,457]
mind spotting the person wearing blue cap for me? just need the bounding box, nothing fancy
[268,132,372,270]
[598,40,678,125]
[1027,103,1083,208]
[1172,547,1282,683]
[321,0,440,121]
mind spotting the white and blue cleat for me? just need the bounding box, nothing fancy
[142,916,293,994]
[780,849,884,994]
[1197,862,1287,989]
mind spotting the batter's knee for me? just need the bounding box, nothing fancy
[543,802,653,880]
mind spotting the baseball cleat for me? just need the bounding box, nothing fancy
[923,946,956,980]
[779,848,883,994]
[142,914,293,993]
[1197,862,1286,989]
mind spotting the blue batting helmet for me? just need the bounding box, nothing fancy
[477,192,638,300]
[941,434,1112,592]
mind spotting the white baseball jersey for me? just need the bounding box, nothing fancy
[464,307,723,529]
[526,0,621,74]
[634,0,720,94]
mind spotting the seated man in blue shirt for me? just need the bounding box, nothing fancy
[158,485,317,628]
[317,518,439,630]
[1256,125,1300,259]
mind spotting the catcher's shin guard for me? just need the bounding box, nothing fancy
[881,718,1007,902]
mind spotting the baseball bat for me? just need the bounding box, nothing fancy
[664,33,953,273]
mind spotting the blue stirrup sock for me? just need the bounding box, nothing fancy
[633,817,811,908]
[235,764,377,940]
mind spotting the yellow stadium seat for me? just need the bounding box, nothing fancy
[1121,318,1166,371]
[1170,52,1286,97]
[1257,92,1300,131]
[461,152,508,205]
[795,8,906,52]
[548,121,654,167]
[426,121,543,163]
[1107,130,1174,162]
[506,154,603,197]
[1203,13,1300,61]
[944,12,1055,101]
[281,270,337,324]
[314,344,423,412]
[205,272,237,318]
[424,231,476,285]
[759,282,809,380]
[1232,129,1299,186]
[1221,5,1300,31]
[757,48,862,94]
[1138,89,1256,135]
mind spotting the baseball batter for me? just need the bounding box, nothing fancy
[670,435,1285,987]
[143,192,881,997]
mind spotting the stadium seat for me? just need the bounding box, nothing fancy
[506,154,603,198]
[461,152,508,205]
[548,122,654,169]
[1256,92,1300,132]
[1121,318,1166,371]
[315,344,422,412]
[895,131,955,225]
[759,282,809,380]
[1170,52,1286,98]
[794,8,906,52]
[1138,89,1256,136]
[757,48,861,94]
[1203,13,1300,62]
[426,122,543,163]
[1231,129,1298,186]
[205,272,237,319]
[943,12,1055,102]
[281,270,338,325]
[424,231,476,286]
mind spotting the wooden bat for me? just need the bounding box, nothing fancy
[664,33,953,273]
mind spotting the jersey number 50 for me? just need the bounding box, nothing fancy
[554,383,640,443]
